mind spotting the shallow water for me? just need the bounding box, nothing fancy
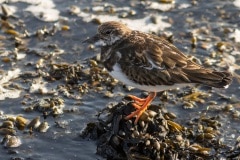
[0,0,240,159]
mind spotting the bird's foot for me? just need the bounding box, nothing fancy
[125,92,156,124]
[126,95,146,109]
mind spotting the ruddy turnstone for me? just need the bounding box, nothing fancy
[83,21,232,124]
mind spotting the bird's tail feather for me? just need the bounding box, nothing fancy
[184,69,232,88]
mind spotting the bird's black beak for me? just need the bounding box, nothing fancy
[82,34,100,44]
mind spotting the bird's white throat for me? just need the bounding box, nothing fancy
[94,40,107,47]
[94,36,121,47]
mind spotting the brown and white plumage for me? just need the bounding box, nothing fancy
[83,21,232,124]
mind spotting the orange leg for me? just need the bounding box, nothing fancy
[125,92,156,124]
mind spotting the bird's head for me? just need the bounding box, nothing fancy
[83,21,131,46]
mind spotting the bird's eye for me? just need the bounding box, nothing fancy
[105,30,111,35]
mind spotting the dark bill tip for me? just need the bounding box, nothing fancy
[82,38,91,43]
[82,34,100,44]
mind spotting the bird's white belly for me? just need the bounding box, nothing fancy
[109,63,191,92]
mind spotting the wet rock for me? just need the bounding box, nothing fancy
[27,116,41,129]
[15,116,29,130]
[80,102,224,159]
[1,135,21,148]
[37,121,50,133]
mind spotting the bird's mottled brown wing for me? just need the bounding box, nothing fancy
[117,31,232,88]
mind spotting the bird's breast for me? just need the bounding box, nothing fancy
[102,50,122,72]
[100,47,112,62]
